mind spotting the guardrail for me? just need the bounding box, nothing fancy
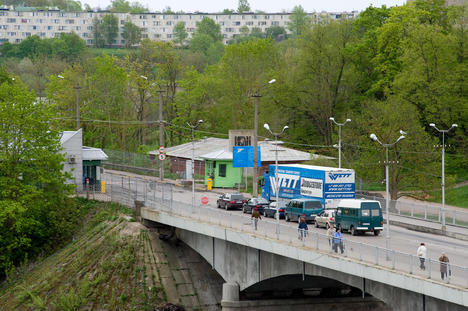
[357,193,468,228]
[76,172,468,289]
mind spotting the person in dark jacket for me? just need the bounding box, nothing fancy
[298,214,308,241]
[439,253,450,280]
[251,207,261,230]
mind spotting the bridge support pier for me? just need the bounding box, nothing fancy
[222,282,239,304]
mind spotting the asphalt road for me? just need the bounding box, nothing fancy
[101,170,468,287]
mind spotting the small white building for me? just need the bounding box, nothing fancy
[60,129,108,191]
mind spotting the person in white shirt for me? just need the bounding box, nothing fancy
[417,242,427,270]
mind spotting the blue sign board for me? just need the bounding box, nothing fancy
[232,146,261,168]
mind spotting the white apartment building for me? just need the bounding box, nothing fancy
[0,7,359,46]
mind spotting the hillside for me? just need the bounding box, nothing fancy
[0,201,222,310]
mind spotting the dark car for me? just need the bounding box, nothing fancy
[217,193,247,210]
[263,201,287,218]
[242,198,270,214]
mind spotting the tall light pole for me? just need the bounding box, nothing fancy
[187,120,203,209]
[429,123,457,232]
[264,123,288,238]
[370,131,406,254]
[141,75,165,181]
[58,75,81,130]
[329,117,351,168]
[251,78,276,197]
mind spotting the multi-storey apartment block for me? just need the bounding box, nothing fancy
[0,7,359,46]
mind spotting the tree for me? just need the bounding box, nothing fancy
[102,14,119,47]
[122,20,142,48]
[193,17,223,43]
[266,26,287,41]
[92,17,106,48]
[109,0,148,13]
[173,22,188,46]
[348,99,439,200]
[0,70,74,275]
[237,0,250,13]
[287,5,311,37]
[222,9,234,14]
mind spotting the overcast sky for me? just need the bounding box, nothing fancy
[82,0,407,13]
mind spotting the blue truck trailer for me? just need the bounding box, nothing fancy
[262,164,355,209]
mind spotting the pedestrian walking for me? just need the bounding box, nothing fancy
[417,242,427,270]
[298,214,308,241]
[327,223,336,247]
[251,207,261,231]
[439,252,450,281]
[333,228,344,254]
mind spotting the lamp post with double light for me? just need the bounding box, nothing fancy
[329,117,351,168]
[187,120,203,209]
[370,131,406,254]
[429,123,457,231]
[58,75,81,130]
[251,79,276,197]
[264,123,288,238]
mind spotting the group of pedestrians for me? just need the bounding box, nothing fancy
[252,208,451,282]
[417,242,451,281]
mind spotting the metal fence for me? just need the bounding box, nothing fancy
[357,193,468,227]
[78,171,468,290]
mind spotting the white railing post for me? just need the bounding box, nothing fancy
[392,250,395,269]
[375,246,379,265]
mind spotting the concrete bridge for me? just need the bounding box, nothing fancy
[95,170,468,310]
[139,204,468,311]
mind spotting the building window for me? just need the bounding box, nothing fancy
[271,21,280,26]
[7,18,16,23]
[219,164,226,177]
[258,21,266,26]
[234,21,240,26]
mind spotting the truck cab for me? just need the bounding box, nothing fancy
[284,199,324,223]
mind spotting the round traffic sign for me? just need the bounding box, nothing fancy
[158,146,165,153]
[201,196,209,205]
[158,153,166,161]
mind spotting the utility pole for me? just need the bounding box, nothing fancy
[158,88,164,181]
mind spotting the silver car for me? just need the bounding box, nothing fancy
[314,209,336,229]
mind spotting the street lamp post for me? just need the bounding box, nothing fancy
[370,131,406,255]
[429,123,458,232]
[264,123,288,239]
[251,79,276,197]
[58,75,81,130]
[187,120,203,209]
[329,117,351,168]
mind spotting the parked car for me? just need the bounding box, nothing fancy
[217,193,247,210]
[314,209,336,229]
[284,199,324,223]
[264,201,287,218]
[242,198,270,214]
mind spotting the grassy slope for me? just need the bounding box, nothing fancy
[0,201,166,311]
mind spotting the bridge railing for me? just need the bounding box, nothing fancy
[75,172,468,289]
[357,193,468,228]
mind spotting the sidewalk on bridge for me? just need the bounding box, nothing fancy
[388,214,468,241]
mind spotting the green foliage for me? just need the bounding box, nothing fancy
[102,14,119,47]
[287,5,312,37]
[0,72,77,277]
[0,34,85,61]
[109,0,149,13]
[122,20,142,48]
[194,17,223,43]
[173,21,188,46]
[237,0,250,13]
[2,0,82,11]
